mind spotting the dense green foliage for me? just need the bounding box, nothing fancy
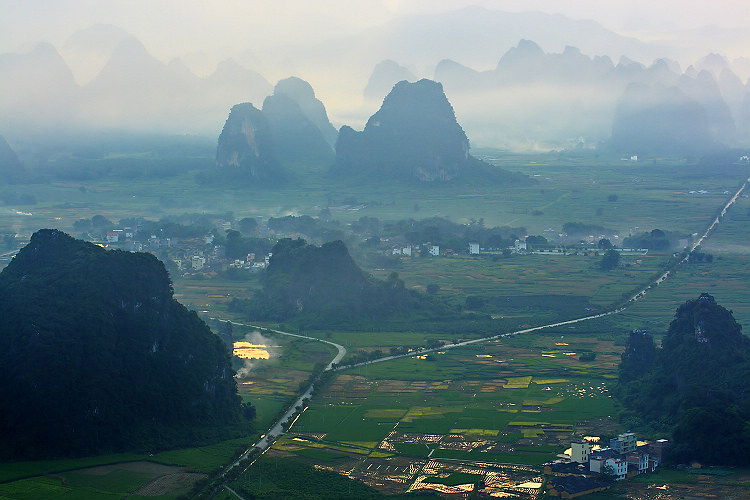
[562,221,612,236]
[600,249,621,270]
[242,238,452,328]
[380,216,524,250]
[0,230,247,459]
[622,228,675,250]
[617,294,750,465]
[267,214,346,242]
[222,229,273,260]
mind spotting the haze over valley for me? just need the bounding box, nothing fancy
[2,2,750,499]
[3,3,750,152]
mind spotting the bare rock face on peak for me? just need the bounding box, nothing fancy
[333,79,473,182]
[215,103,284,184]
[262,77,336,166]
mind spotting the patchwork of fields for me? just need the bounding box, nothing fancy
[265,331,620,496]
[1,156,749,498]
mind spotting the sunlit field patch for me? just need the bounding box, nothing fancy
[232,341,270,359]
[402,407,462,422]
[449,428,499,436]
[503,376,532,388]
[533,378,568,384]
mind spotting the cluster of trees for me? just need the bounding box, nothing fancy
[237,239,456,330]
[0,230,249,458]
[220,230,273,260]
[617,294,750,465]
[688,251,714,263]
[600,249,621,270]
[622,229,675,250]
[73,213,234,242]
[37,156,209,181]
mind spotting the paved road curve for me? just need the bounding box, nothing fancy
[206,319,346,475]
[212,174,750,486]
[343,175,750,369]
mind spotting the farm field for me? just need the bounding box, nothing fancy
[0,438,251,499]
[0,325,335,500]
[234,337,337,431]
[610,189,750,330]
[2,155,747,241]
[370,250,668,317]
[2,153,750,498]
[172,277,259,315]
[260,328,623,496]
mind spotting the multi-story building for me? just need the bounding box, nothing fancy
[570,440,592,464]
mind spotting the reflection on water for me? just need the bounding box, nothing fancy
[233,341,270,359]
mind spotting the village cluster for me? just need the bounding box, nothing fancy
[93,218,651,280]
[545,432,668,498]
[96,224,273,275]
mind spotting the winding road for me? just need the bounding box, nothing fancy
[206,319,346,478]
[213,174,750,489]
[345,175,750,367]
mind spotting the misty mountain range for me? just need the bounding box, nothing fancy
[2,9,750,154]
[215,78,528,186]
[424,40,750,151]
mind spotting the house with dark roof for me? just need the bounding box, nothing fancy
[546,475,611,498]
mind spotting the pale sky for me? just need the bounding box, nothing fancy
[2,0,750,140]
[2,0,749,59]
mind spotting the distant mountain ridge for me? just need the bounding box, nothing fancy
[2,13,750,152]
[425,39,750,150]
[335,79,530,184]
[611,83,713,154]
[262,77,336,166]
[0,135,25,183]
[0,37,271,136]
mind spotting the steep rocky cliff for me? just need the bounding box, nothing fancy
[333,79,473,182]
[215,102,284,183]
[262,77,336,166]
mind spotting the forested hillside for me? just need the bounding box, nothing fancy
[0,229,247,458]
[240,238,454,329]
[618,294,750,465]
